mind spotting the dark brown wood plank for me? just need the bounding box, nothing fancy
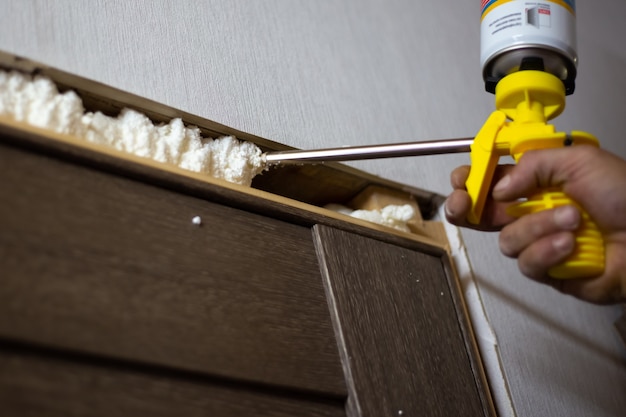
[0,342,346,417]
[313,225,494,417]
[0,142,345,396]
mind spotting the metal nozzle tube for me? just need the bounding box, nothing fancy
[263,137,474,165]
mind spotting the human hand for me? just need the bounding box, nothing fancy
[445,145,626,304]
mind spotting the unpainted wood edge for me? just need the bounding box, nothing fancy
[439,254,498,417]
[0,117,448,253]
[345,184,451,244]
[311,226,358,417]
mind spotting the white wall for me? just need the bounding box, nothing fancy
[2,1,624,415]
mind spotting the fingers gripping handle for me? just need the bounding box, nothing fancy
[507,191,605,279]
[508,130,604,279]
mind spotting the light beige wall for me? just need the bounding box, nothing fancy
[2,1,624,415]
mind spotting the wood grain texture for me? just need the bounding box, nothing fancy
[0,341,346,417]
[0,141,345,396]
[313,225,494,417]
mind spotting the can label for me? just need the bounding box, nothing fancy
[480,0,577,70]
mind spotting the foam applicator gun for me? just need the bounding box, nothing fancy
[263,70,604,279]
[466,70,603,279]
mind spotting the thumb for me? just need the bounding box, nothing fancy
[491,147,587,201]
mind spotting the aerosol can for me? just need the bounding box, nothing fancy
[480,0,578,94]
[468,0,605,278]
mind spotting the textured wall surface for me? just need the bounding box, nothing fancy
[2,1,625,416]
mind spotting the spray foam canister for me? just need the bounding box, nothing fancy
[480,0,578,94]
